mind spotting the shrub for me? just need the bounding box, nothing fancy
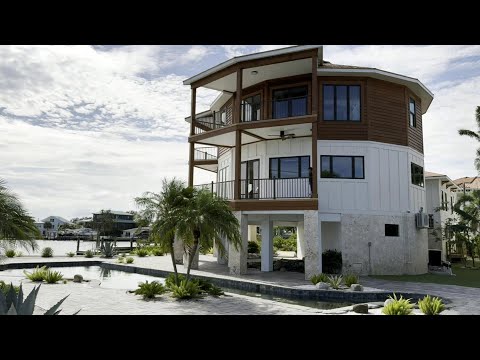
[24,266,48,282]
[63,280,67,284]
[382,293,414,315]
[310,273,329,285]
[273,236,296,252]
[41,247,54,258]
[170,280,201,300]
[100,241,116,258]
[120,253,126,258]
[134,248,149,257]
[117,257,125,263]
[5,249,16,258]
[199,246,213,255]
[84,250,94,258]
[322,250,342,274]
[0,280,19,295]
[165,273,186,290]
[195,278,224,296]
[126,257,134,264]
[44,270,64,284]
[150,248,164,256]
[248,241,260,254]
[134,281,166,299]
[343,274,359,287]
[66,252,75,257]
[16,251,23,257]
[0,283,79,315]
[418,295,445,315]
[327,275,343,290]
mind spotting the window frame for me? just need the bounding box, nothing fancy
[271,83,310,119]
[269,155,311,179]
[410,162,424,187]
[323,84,362,122]
[409,97,416,128]
[320,155,365,179]
[241,92,262,122]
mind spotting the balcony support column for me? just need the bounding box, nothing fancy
[188,87,196,188]
[260,217,274,272]
[234,130,241,200]
[311,54,318,198]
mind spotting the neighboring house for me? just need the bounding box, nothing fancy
[92,211,136,233]
[122,227,150,239]
[453,176,480,193]
[36,216,71,239]
[184,45,434,278]
[425,172,460,264]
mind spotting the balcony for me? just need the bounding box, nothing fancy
[194,147,217,161]
[195,177,312,200]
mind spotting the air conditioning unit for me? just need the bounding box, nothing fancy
[415,212,429,228]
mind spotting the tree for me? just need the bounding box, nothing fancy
[58,223,80,231]
[135,179,192,285]
[453,190,480,267]
[458,106,480,171]
[176,188,241,283]
[92,210,115,247]
[0,178,39,254]
[43,221,52,239]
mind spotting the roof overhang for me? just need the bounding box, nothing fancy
[425,174,459,190]
[317,68,434,114]
[184,45,323,86]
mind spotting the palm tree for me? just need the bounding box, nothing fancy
[92,210,115,248]
[458,106,480,171]
[135,178,192,285]
[0,178,39,254]
[176,188,241,283]
[453,190,480,267]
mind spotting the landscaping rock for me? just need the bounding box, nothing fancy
[384,298,394,307]
[352,303,369,314]
[315,282,330,290]
[73,274,83,283]
[351,284,364,291]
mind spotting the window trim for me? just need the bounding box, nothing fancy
[269,155,311,179]
[410,162,424,187]
[241,91,262,122]
[269,81,311,119]
[320,155,365,179]
[323,84,362,122]
[409,97,416,128]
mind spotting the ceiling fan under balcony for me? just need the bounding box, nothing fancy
[268,130,296,141]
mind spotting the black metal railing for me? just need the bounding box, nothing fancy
[194,112,231,135]
[194,147,217,161]
[195,177,311,200]
[272,95,310,119]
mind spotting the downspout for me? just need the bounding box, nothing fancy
[368,241,372,275]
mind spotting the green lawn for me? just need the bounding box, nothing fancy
[371,260,480,288]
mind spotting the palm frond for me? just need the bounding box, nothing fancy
[458,129,480,140]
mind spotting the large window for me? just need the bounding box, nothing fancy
[272,86,308,119]
[321,156,364,179]
[241,94,261,122]
[270,156,310,179]
[411,163,424,187]
[323,85,361,121]
[409,98,416,127]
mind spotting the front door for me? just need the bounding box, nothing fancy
[241,159,260,199]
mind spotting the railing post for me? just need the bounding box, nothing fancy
[211,181,214,194]
[273,177,276,199]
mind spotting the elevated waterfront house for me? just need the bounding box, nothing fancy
[184,45,434,278]
[35,215,71,239]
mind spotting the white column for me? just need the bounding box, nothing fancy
[183,246,200,270]
[260,217,273,272]
[248,225,257,242]
[304,210,322,280]
[297,221,305,259]
[228,212,248,275]
[215,235,228,265]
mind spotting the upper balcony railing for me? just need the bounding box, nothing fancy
[194,177,312,200]
[194,147,218,161]
[192,95,311,135]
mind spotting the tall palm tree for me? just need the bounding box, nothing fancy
[176,188,241,283]
[0,178,39,254]
[453,190,480,267]
[458,106,480,171]
[135,178,193,285]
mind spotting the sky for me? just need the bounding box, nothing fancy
[1,45,480,221]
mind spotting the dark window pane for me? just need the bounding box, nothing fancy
[274,100,288,119]
[270,159,278,179]
[336,86,348,120]
[291,97,307,117]
[409,99,415,114]
[354,157,364,178]
[301,157,310,178]
[385,224,399,237]
[332,156,352,178]
[321,156,331,177]
[280,157,299,178]
[323,85,334,121]
[349,86,361,121]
